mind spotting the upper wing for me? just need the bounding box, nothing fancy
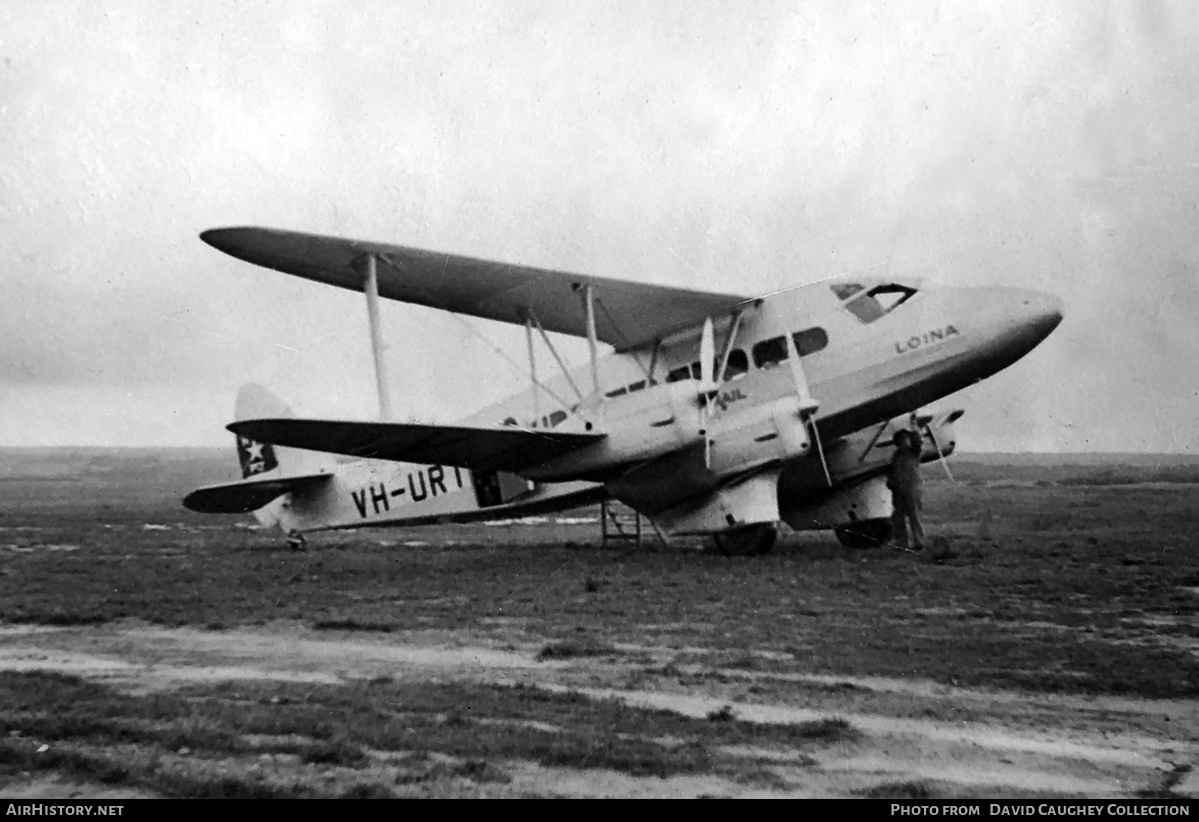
[228,418,604,474]
[183,472,333,514]
[201,227,752,350]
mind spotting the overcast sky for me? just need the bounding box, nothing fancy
[3,0,1198,452]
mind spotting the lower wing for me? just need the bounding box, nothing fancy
[227,418,604,475]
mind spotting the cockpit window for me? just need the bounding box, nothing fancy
[835,282,918,324]
[830,283,863,301]
[844,296,887,323]
[869,284,917,312]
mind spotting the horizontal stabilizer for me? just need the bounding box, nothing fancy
[228,418,605,474]
[183,472,333,514]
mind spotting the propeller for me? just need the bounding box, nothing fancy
[785,333,828,483]
[698,317,716,467]
[918,412,955,482]
[695,321,827,476]
[914,409,987,537]
[785,334,818,416]
[698,317,716,393]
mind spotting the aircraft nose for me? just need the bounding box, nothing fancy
[1016,289,1064,341]
[975,286,1064,369]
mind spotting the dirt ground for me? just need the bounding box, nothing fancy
[0,621,1195,798]
[0,448,1197,798]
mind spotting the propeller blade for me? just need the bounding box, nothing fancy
[925,423,955,482]
[699,317,715,391]
[689,317,715,468]
[810,418,832,486]
[784,333,818,415]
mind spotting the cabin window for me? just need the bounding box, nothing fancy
[722,348,749,379]
[837,283,918,324]
[793,327,828,357]
[752,336,789,369]
[604,378,652,399]
[667,352,747,382]
[502,417,518,427]
[666,364,692,383]
[548,410,567,427]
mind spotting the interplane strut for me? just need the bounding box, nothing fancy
[356,253,392,421]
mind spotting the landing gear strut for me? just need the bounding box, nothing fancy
[833,518,891,549]
[712,523,778,556]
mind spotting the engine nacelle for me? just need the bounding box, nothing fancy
[781,474,894,548]
[651,468,783,535]
[707,396,813,478]
[526,380,704,481]
[782,474,892,531]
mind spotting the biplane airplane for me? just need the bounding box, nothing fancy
[184,227,1063,555]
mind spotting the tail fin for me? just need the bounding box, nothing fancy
[188,383,337,529]
[234,384,290,478]
[232,383,335,478]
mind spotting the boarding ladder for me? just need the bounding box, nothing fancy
[600,500,665,547]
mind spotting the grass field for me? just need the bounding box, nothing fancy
[0,448,1196,798]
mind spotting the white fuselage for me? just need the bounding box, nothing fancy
[269,277,1061,534]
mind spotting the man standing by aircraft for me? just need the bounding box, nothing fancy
[888,429,925,552]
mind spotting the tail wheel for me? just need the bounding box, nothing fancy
[712,523,778,557]
[833,518,891,549]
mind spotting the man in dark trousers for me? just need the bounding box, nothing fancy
[887,428,925,552]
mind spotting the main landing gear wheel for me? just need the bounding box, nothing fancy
[833,518,892,549]
[712,523,778,557]
[286,531,307,551]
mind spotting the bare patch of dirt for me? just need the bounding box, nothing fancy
[0,775,158,800]
[0,623,1194,798]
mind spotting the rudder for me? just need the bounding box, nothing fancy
[232,383,334,479]
[233,383,292,478]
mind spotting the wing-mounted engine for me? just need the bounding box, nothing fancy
[778,408,965,548]
[529,310,829,487]
[706,395,815,477]
[598,315,828,521]
[526,379,705,481]
[775,408,963,496]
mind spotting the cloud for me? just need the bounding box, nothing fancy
[3,0,1199,450]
